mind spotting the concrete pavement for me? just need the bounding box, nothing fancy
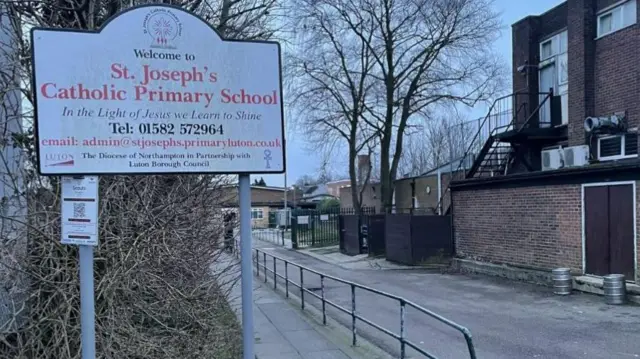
[244,279,357,358]
[300,245,427,270]
[254,240,640,359]
[252,228,293,248]
[214,248,373,359]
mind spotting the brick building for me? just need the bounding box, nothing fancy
[218,185,304,228]
[394,157,472,214]
[448,0,640,286]
[326,179,351,197]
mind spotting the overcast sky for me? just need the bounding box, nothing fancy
[256,0,566,188]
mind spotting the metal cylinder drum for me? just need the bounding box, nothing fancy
[552,268,572,295]
[604,274,626,305]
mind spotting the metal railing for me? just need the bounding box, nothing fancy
[434,90,554,213]
[290,207,376,249]
[246,246,477,359]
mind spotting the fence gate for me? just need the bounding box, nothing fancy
[291,208,375,249]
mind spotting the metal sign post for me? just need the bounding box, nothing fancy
[79,245,96,359]
[61,175,99,358]
[31,5,285,358]
[238,174,254,359]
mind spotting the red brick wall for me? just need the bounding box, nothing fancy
[567,0,598,146]
[454,180,640,281]
[636,180,640,282]
[511,2,567,126]
[452,184,583,272]
[512,0,640,150]
[593,25,640,132]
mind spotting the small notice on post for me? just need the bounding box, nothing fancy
[61,176,99,246]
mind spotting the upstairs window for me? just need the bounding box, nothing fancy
[597,0,637,38]
[539,30,567,63]
[598,132,638,160]
[540,40,554,60]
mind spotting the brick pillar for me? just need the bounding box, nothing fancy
[567,0,597,146]
[512,16,540,127]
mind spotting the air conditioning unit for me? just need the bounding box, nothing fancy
[563,145,589,167]
[541,147,564,171]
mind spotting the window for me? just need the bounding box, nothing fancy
[539,30,567,67]
[251,208,263,219]
[599,12,615,34]
[558,53,568,84]
[597,0,637,38]
[558,30,568,54]
[598,132,638,160]
[540,39,554,60]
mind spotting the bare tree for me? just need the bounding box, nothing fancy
[318,0,505,209]
[0,1,281,358]
[294,174,318,187]
[398,114,478,177]
[286,0,380,213]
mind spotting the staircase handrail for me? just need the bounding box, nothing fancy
[433,92,520,214]
[435,90,553,214]
[491,90,554,174]
[517,89,554,132]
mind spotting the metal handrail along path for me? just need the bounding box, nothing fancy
[249,247,477,359]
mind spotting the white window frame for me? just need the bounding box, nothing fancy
[539,38,555,62]
[597,0,637,39]
[539,30,567,65]
[557,53,568,86]
[597,132,638,161]
[251,208,263,219]
[538,30,568,95]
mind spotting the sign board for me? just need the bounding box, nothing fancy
[320,214,329,221]
[31,5,285,176]
[297,216,309,225]
[61,176,99,245]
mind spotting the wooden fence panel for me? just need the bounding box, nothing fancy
[410,215,453,264]
[384,214,412,264]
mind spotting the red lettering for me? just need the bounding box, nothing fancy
[111,63,124,79]
[39,83,126,101]
[134,85,147,100]
[140,65,204,86]
[220,89,278,105]
[40,83,57,98]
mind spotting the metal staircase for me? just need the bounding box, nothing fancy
[436,90,554,214]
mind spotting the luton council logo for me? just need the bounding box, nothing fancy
[44,153,75,167]
[142,9,182,49]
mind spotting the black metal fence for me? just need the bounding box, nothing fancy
[249,247,477,359]
[291,207,375,249]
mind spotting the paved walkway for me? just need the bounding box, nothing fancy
[215,250,362,359]
[249,281,354,359]
[253,242,640,359]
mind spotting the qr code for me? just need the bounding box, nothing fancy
[73,203,86,218]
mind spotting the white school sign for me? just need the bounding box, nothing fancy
[31,5,285,175]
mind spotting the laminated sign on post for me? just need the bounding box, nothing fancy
[31,5,285,175]
[61,176,99,246]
